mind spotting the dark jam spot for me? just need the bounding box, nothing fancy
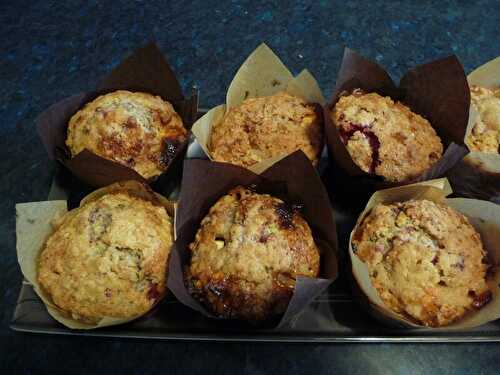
[468,290,492,309]
[147,283,160,301]
[438,280,447,286]
[259,233,269,243]
[275,202,303,229]
[160,138,182,168]
[271,79,281,87]
[431,255,439,265]
[452,256,465,271]
[338,122,381,173]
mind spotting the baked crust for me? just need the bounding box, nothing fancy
[209,92,322,168]
[38,191,173,323]
[66,90,187,179]
[330,90,443,182]
[186,186,320,320]
[353,199,491,327]
[466,85,500,154]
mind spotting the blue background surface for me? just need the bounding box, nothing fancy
[1,0,500,373]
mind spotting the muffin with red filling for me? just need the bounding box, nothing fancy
[330,89,443,182]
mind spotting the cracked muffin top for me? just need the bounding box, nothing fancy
[209,92,323,168]
[66,90,187,179]
[38,191,173,324]
[466,85,500,154]
[186,186,320,321]
[330,90,443,182]
[353,199,491,327]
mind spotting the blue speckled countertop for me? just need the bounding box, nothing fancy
[2,0,500,373]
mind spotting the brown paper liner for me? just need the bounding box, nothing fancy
[36,42,198,189]
[167,151,338,327]
[349,178,500,330]
[16,180,175,330]
[191,43,326,173]
[324,48,470,200]
[447,56,500,202]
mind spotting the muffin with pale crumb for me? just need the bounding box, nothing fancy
[353,199,491,327]
[209,92,322,168]
[38,189,173,323]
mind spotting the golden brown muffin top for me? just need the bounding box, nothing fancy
[186,186,320,320]
[331,90,443,182]
[38,192,173,323]
[66,90,187,179]
[209,92,322,168]
[353,199,491,327]
[466,85,500,154]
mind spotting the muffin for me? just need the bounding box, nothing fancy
[352,199,491,327]
[466,85,500,154]
[66,90,187,179]
[209,92,322,168]
[186,186,320,321]
[330,90,443,182]
[38,190,173,323]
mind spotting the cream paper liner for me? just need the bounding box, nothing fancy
[459,57,500,197]
[191,43,325,173]
[463,106,499,175]
[16,180,175,330]
[349,178,500,329]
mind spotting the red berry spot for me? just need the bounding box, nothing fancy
[468,290,492,309]
[147,283,160,301]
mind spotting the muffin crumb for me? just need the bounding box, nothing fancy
[186,186,320,321]
[353,199,490,327]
